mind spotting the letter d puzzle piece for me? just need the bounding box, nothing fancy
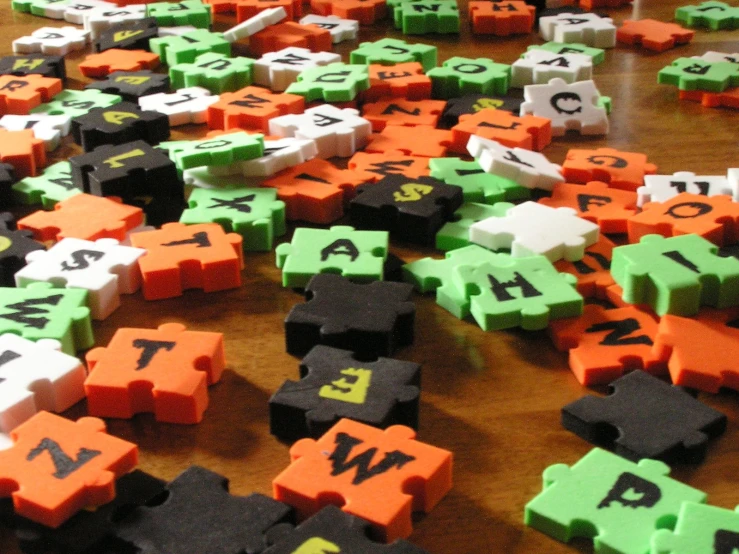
[84,323,225,423]
[651,502,739,554]
[273,418,452,542]
[524,448,706,554]
[0,411,138,528]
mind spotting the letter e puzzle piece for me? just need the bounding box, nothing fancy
[538,12,617,48]
[0,129,46,178]
[273,418,451,542]
[0,227,45,287]
[553,234,616,299]
[651,502,739,554]
[79,49,160,78]
[616,19,694,52]
[138,86,219,126]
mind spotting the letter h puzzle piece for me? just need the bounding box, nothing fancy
[273,418,452,542]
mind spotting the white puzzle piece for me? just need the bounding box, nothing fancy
[299,14,359,44]
[0,114,71,151]
[15,237,146,320]
[207,137,319,177]
[83,4,147,39]
[59,0,116,24]
[637,170,739,207]
[692,51,739,64]
[158,25,198,37]
[138,86,220,126]
[223,7,287,42]
[253,47,341,92]
[469,201,599,262]
[12,26,90,56]
[511,50,593,88]
[539,12,616,48]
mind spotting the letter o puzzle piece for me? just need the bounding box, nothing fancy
[427,56,511,99]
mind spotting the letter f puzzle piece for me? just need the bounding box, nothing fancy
[273,418,452,542]
[84,323,225,423]
[525,448,707,554]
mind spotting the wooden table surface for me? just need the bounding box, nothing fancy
[1,1,738,553]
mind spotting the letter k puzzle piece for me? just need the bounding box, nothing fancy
[273,418,452,542]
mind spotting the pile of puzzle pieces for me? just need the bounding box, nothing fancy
[0,0,738,551]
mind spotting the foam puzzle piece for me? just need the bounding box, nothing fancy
[138,86,219,126]
[0,54,66,81]
[616,19,694,52]
[79,48,160,78]
[524,448,707,553]
[562,371,726,463]
[83,4,146,39]
[94,17,159,51]
[11,0,71,18]
[170,52,254,94]
[439,91,525,128]
[427,56,510,99]
[149,29,230,66]
[207,86,304,132]
[15,237,145,320]
[468,1,535,36]
[0,227,45,286]
[610,234,739,316]
[273,418,452,542]
[429,157,529,204]
[349,151,430,182]
[637,170,737,206]
[284,273,415,358]
[13,26,90,56]
[361,98,444,131]
[58,0,119,24]
[11,161,80,209]
[310,0,386,25]
[269,345,420,441]
[526,41,606,65]
[436,201,513,251]
[349,38,438,72]
[0,334,86,435]
[0,166,16,207]
[0,74,62,116]
[539,12,617,48]
[675,1,739,31]
[248,22,332,58]
[393,0,461,35]
[511,50,593,88]
[253,47,341,92]
[658,57,739,93]
[207,137,317,178]
[451,108,551,152]
[651,502,739,554]
[563,147,658,192]
[0,114,71,152]
[678,86,739,108]
[161,131,264,171]
[365,125,452,158]
[85,70,170,102]
[30,89,122,119]
[146,0,211,28]
[0,129,46,178]
[235,0,296,25]
[222,7,287,41]
[364,62,432,103]
[115,465,294,554]
[692,50,739,63]
[286,63,370,102]
[71,101,170,151]
[299,14,359,43]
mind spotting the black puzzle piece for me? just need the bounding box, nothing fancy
[95,18,160,52]
[71,101,171,151]
[0,228,45,287]
[85,71,170,103]
[0,55,66,81]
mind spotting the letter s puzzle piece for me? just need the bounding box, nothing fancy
[0,411,138,528]
[524,448,707,553]
[273,418,452,542]
[616,19,694,52]
[563,147,658,192]
[651,502,739,554]
[84,323,225,423]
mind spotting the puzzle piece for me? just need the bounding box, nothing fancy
[539,12,617,48]
[0,74,63,118]
[524,448,707,553]
[526,41,606,65]
[439,91,524,127]
[468,1,535,35]
[205,136,317,178]
[94,17,159,51]
[511,49,593,88]
[365,125,452,158]
[286,63,370,102]
[149,29,230,66]
[138,86,219,126]
[350,38,437,72]
[310,0,386,24]
[146,0,211,28]
[11,0,71,18]
[363,62,431,103]
[207,86,304,132]
[427,56,510,98]
[79,48,160,78]
[652,502,739,554]
[0,55,66,81]
[692,50,739,63]
[0,129,46,178]
[429,157,528,205]
[617,19,694,52]
[563,147,658,192]
[253,47,341,92]
[436,201,513,251]
[637,170,737,206]
[249,22,332,58]
[675,1,739,31]
[0,114,71,151]
[362,98,445,131]
[31,89,122,119]
[299,14,359,43]
[285,273,415,358]
[161,131,264,171]
[83,4,147,39]
[393,0,460,35]
[349,151,430,182]
[658,57,739,92]
[451,108,551,152]
[11,161,80,208]
[678,86,739,108]
[85,70,170,102]
[13,26,90,56]
[57,0,119,24]
[221,6,287,41]
[71,101,170,151]
[273,418,451,542]
[234,1,295,26]
[170,52,254,94]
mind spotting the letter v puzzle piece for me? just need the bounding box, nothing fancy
[651,502,739,554]
[524,447,707,554]
[272,418,452,542]
[84,323,225,423]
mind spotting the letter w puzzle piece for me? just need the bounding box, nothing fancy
[84,323,225,423]
[524,447,707,554]
[273,418,452,542]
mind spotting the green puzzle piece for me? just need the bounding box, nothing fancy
[675,1,739,30]
[0,282,94,355]
[658,57,739,92]
[453,254,582,330]
[651,502,739,554]
[525,448,707,554]
[286,63,370,102]
[146,0,212,28]
[350,38,438,72]
[150,29,230,66]
[435,202,513,251]
[12,161,81,209]
[160,132,264,172]
[276,225,388,288]
[180,187,286,251]
[11,0,67,16]
[427,56,511,99]
[611,234,739,317]
[393,0,460,34]
[429,157,530,204]
[526,42,606,65]
[30,89,122,118]
[170,52,254,94]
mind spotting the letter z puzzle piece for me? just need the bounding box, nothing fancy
[562,371,726,463]
[361,98,445,131]
[269,345,420,441]
[616,19,694,52]
[253,47,341,92]
[427,56,511,98]
[563,147,658,192]
[79,49,160,78]
[675,1,739,30]
[652,502,739,554]
[138,86,219,126]
[0,228,45,287]
[539,12,617,48]
[84,323,224,423]
[12,26,90,56]
[273,418,451,542]
[286,63,369,102]
[525,448,707,554]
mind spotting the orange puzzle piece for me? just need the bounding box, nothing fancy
[85,323,225,424]
[207,86,305,132]
[450,107,551,153]
[554,234,616,299]
[562,147,658,192]
[361,99,445,131]
[363,63,432,103]
[0,74,62,115]
[249,23,332,57]
[17,193,143,242]
[0,128,46,178]
[468,1,535,36]
[272,418,452,542]
[617,19,694,52]
[79,49,160,78]
[348,150,430,182]
[130,222,244,300]
[365,125,452,158]
[236,0,301,21]
[679,87,739,109]
[653,308,739,393]
[538,181,638,234]
[310,0,386,24]
[580,0,632,9]
[549,304,667,386]
[0,411,138,528]
[628,192,739,247]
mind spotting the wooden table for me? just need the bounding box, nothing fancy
[1,1,738,552]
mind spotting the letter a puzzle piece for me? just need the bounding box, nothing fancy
[253,47,341,92]
[0,129,46,178]
[269,345,420,441]
[524,448,707,553]
[138,86,219,126]
[652,502,739,554]
[562,371,726,463]
[273,418,451,542]
[563,147,658,192]
[675,1,739,30]
[617,19,694,52]
[276,225,388,288]
[450,107,552,153]
[286,63,370,102]
[79,49,160,78]
[130,222,243,300]
[538,12,617,48]
[0,74,62,115]
[553,234,616,299]
[84,323,225,423]
[84,70,170,102]
[0,228,45,287]
[426,56,511,98]
[0,411,138,528]
[207,86,304,132]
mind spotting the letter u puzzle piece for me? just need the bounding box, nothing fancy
[652,501,739,554]
[539,12,617,48]
[84,323,225,423]
[0,227,45,287]
[0,74,62,115]
[675,1,739,30]
[616,19,694,52]
[273,418,452,542]
[524,448,707,554]
[563,147,658,192]
[637,170,737,206]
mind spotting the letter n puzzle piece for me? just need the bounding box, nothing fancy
[207,86,305,132]
[273,418,452,542]
[562,147,658,192]
[651,502,739,554]
[617,19,694,52]
[84,323,225,423]
[393,1,461,35]
[553,234,616,299]
[79,49,160,78]
[0,129,46,178]
[0,74,62,115]
[524,448,707,553]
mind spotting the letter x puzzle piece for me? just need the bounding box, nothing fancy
[0,227,45,286]
[286,63,369,102]
[349,38,437,71]
[675,1,739,31]
[269,345,420,441]
[12,26,90,56]
[468,1,535,35]
[253,47,341,92]
[15,237,145,320]
[611,234,739,316]
[310,0,386,24]
[563,147,658,192]
[616,19,694,52]
[170,52,255,94]
[427,56,510,99]
[71,101,170,151]
[84,70,170,102]
[658,57,739,93]
[207,86,305,132]
[276,225,388,288]
[525,448,707,553]
[0,129,46,178]
[138,86,219,126]
[130,222,243,300]
[273,418,451,542]
[79,49,160,78]
[0,74,62,116]
[637,170,737,206]
[450,107,552,153]
[84,323,225,423]
[539,12,617,48]
[0,54,66,81]
[652,501,739,554]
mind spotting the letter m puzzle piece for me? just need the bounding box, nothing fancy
[273,418,452,542]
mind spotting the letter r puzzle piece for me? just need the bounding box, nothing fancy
[562,147,658,192]
[272,418,452,542]
[0,74,63,115]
